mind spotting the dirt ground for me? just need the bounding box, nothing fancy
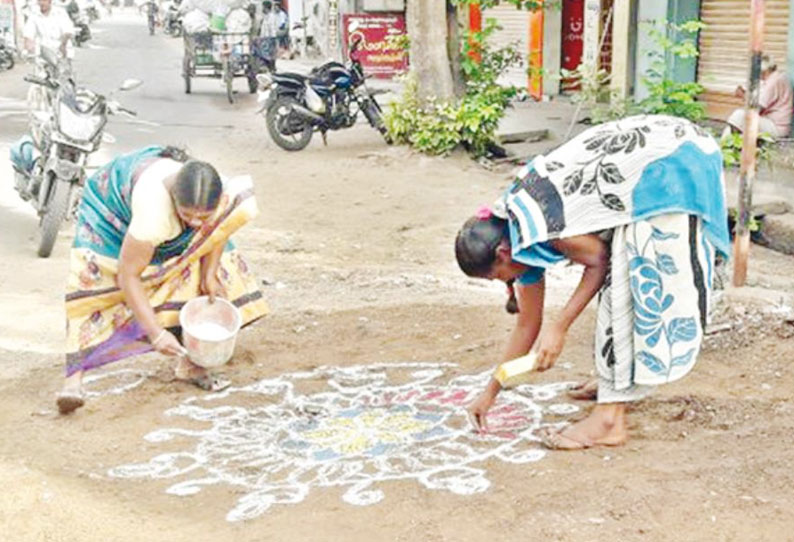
[3,13,794,542]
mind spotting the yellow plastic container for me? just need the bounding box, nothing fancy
[493,352,538,388]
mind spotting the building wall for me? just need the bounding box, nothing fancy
[632,0,668,100]
[543,5,562,96]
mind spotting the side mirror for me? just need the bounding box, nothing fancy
[119,78,143,91]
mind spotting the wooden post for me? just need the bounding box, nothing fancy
[732,0,765,286]
[529,5,544,99]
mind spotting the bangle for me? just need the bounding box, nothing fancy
[151,329,167,345]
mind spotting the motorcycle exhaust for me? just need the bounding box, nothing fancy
[290,104,323,123]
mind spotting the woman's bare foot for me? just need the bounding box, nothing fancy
[539,403,628,450]
[173,357,230,392]
[56,371,85,415]
[567,379,598,401]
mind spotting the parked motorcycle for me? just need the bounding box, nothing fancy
[257,36,389,151]
[84,0,100,22]
[67,0,92,46]
[163,0,182,37]
[86,5,100,22]
[10,47,140,257]
[0,29,16,71]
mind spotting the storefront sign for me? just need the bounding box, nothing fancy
[342,13,408,78]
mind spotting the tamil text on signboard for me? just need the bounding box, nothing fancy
[342,13,408,78]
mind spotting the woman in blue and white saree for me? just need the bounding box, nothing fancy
[455,115,730,450]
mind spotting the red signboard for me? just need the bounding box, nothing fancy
[342,13,408,78]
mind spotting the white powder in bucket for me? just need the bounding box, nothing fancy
[189,322,232,341]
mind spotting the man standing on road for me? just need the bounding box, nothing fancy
[256,1,278,71]
[275,1,288,53]
[23,0,74,60]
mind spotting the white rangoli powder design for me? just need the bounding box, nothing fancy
[84,368,151,398]
[107,363,577,522]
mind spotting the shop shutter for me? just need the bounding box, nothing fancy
[485,4,530,89]
[698,0,790,118]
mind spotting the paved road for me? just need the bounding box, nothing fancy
[0,11,257,360]
[0,9,430,376]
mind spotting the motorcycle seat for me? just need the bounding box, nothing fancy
[271,72,308,87]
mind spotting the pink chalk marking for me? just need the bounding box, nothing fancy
[439,390,469,405]
[394,390,420,402]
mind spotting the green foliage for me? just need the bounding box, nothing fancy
[561,18,707,124]
[452,0,549,10]
[719,131,776,169]
[728,207,762,233]
[384,16,520,157]
[636,20,706,121]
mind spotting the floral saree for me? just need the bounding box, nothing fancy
[65,146,268,376]
[500,115,730,400]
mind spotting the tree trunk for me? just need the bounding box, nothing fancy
[447,2,466,98]
[406,0,456,103]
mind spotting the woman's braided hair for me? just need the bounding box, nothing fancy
[455,211,518,313]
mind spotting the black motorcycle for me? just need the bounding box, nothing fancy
[257,36,389,151]
[66,1,91,46]
[163,0,182,37]
[0,30,15,71]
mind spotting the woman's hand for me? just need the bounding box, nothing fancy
[466,379,501,432]
[199,238,227,303]
[201,270,225,303]
[150,329,187,357]
[535,322,566,371]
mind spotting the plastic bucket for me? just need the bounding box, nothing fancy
[179,296,241,368]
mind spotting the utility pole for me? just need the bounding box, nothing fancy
[732,0,765,286]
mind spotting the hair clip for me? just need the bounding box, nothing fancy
[475,205,493,220]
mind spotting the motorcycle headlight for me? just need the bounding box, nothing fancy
[58,103,103,141]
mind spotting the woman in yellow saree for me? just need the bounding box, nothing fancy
[58,146,268,414]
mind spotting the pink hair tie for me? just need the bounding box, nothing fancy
[475,205,493,220]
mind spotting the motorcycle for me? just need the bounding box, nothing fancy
[163,0,182,37]
[257,36,389,152]
[84,0,100,21]
[10,47,141,258]
[0,29,16,71]
[67,1,92,46]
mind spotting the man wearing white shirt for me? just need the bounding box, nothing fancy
[23,0,75,59]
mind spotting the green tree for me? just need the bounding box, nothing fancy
[391,0,547,156]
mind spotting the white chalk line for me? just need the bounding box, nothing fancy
[107,362,579,521]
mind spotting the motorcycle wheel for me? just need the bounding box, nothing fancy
[149,20,155,35]
[361,98,392,144]
[266,96,313,152]
[247,72,257,94]
[0,51,13,71]
[37,178,71,258]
